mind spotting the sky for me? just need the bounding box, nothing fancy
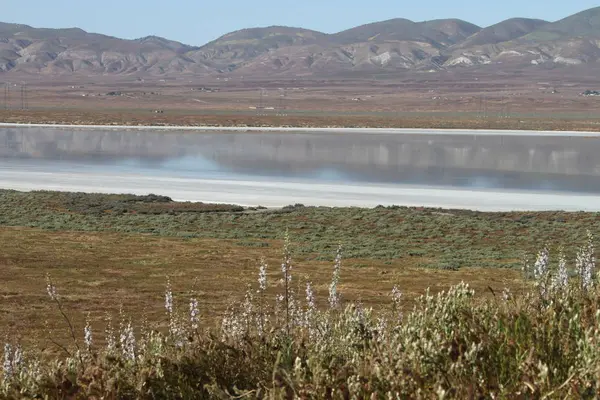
[2,0,599,46]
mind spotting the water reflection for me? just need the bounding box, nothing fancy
[1,127,600,193]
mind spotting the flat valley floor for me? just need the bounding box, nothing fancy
[3,70,600,130]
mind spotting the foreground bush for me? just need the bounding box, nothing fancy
[3,234,600,399]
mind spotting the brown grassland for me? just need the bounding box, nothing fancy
[0,187,596,349]
[0,227,523,347]
[4,72,600,131]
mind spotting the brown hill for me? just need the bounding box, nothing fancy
[186,26,331,73]
[332,18,480,47]
[457,18,549,48]
[1,7,600,77]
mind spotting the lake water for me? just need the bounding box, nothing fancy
[1,126,600,210]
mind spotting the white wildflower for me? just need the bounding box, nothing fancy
[45,274,57,301]
[533,247,550,296]
[84,313,93,350]
[577,231,595,291]
[120,321,136,361]
[305,282,316,333]
[281,231,292,284]
[2,344,12,380]
[305,282,316,314]
[533,247,549,281]
[376,317,388,343]
[391,285,402,304]
[189,298,199,330]
[328,244,342,309]
[169,316,185,348]
[390,285,403,321]
[164,277,173,316]
[274,293,285,324]
[553,250,569,291]
[242,285,254,331]
[256,259,269,336]
[289,291,301,327]
[258,259,268,292]
[12,346,21,370]
[105,314,116,353]
[221,304,244,343]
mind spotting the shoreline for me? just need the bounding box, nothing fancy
[2,172,600,212]
[2,122,600,137]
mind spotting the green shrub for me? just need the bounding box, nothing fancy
[2,234,600,398]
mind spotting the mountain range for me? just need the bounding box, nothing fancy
[1,6,600,77]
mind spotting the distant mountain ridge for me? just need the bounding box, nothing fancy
[1,6,600,77]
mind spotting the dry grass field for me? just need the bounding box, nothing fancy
[0,190,596,347]
[0,227,523,347]
[3,73,600,130]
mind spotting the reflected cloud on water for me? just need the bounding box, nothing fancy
[1,127,600,194]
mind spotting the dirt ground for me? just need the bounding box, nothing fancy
[2,73,600,130]
[0,227,523,348]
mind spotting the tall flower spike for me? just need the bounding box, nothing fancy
[533,247,550,296]
[45,274,57,301]
[533,247,549,281]
[120,320,136,361]
[190,298,199,330]
[242,284,254,331]
[585,230,595,287]
[12,346,21,370]
[553,249,568,290]
[577,231,596,291]
[105,313,116,352]
[328,244,342,309]
[391,285,402,304]
[281,231,292,284]
[258,259,267,292]
[84,313,93,349]
[305,282,315,313]
[305,281,316,331]
[2,343,12,380]
[390,285,403,321]
[165,277,173,315]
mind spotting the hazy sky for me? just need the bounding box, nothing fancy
[2,0,598,45]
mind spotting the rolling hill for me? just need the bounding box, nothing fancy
[1,6,600,77]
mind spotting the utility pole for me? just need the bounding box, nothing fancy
[277,88,286,116]
[259,88,265,109]
[257,87,267,116]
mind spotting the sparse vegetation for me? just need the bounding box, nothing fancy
[4,109,600,131]
[1,190,600,268]
[1,232,600,398]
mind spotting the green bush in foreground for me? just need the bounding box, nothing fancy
[2,233,600,399]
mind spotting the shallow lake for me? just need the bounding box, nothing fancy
[1,126,600,210]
